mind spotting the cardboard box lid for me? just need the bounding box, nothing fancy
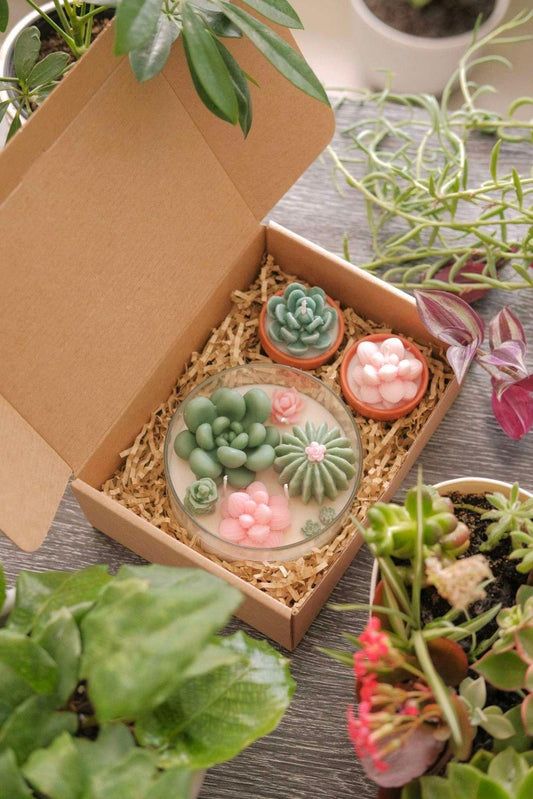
[0,18,334,550]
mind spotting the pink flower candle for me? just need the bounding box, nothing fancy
[348,337,424,410]
[219,481,291,548]
[271,387,305,424]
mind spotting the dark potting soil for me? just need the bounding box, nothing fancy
[420,492,525,637]
[38,14,113,61]
[363,0,497,38]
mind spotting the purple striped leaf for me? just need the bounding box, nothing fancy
[492,375,533,440]
[489,307,527,350]
[414,290,485,384]
[478,340,528,393]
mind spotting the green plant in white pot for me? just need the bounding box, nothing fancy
[0,0,328,140]
[0,562,294,798]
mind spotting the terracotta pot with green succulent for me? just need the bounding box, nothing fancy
[0,561,294,799]
[323,474,533,797]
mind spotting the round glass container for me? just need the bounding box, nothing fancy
[164,364,363,562]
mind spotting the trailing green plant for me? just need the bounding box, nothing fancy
[330,12,533,295]
[0,0,327,138]
[475,482,533,556]
[0,561,294,798]
[0,26,69,140]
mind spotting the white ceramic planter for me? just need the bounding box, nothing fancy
[350,0,511,95]
[0,586,205,798]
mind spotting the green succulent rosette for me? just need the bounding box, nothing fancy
[274,422,357,504]
[267,283,338,356]
[184,478,218,516]
[174,387,280,489]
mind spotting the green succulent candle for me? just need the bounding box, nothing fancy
[184,478,218,516]
[174,387,280,488]
[267,283,337,356]
[274,422,357,504]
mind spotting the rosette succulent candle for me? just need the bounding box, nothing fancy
[259,283,344,369]
[165,365,362,562]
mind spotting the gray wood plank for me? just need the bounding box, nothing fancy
[1,97,532,799]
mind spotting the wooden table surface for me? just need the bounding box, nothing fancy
[1,100,532,799]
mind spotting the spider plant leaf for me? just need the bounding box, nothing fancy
[182,3,239,124]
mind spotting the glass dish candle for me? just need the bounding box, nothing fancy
[164,364,363,562]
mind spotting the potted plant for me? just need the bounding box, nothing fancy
[350,0,510,94]
[0,561,294,798]
[0,0,328,141]
[325,475,533,797]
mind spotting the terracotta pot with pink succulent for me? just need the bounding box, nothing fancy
[324,475,533,797]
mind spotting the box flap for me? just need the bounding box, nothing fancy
[0,395,70,550]
[0,11,334,524]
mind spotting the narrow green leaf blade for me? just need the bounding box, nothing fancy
[115,0,162,55]
[137,631,295,769]
[490,138,501,182]
[0,0,8,33]
[218,2,328,105]
[0,749,32,799]
[129,14,180,81]
[214,39,252,135]
[13,27,41,81]
[181,3,239,124]
[239,0,303,28]
[28,52,69,90]
[0,99,11,125]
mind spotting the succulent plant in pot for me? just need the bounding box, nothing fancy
[0,0,328,143]
[0,561,294,798]
[323,475,533,795]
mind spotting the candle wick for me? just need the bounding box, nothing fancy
[223,475,228,496]
[283,483,289,499]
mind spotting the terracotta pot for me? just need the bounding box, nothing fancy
[350,0,511,95]
[258,292,344,370]
[340,333,428,421]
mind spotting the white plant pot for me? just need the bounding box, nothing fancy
[350,0,511,95]
[369,476,533,599]
[0,586,205,798]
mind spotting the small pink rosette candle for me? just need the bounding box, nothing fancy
[271,387,305,425]
[219,481,291,548]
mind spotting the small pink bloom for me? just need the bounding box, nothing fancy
[271,388,305,425]
[219,481,291,547]
[305,441,326,462]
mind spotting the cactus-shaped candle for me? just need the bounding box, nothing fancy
[259,282,344,370]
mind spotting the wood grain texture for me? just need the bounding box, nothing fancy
[1,99,532,798]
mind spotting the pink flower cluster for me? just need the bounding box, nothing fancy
[219,481,291,548]
[271,387,305,424]
[349,338,423,408]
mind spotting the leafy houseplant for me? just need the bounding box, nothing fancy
[0,561,294,798]
[324,476,533,796]
[0,0,328,140]
[333,12,533,296]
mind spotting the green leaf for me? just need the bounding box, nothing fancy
[181,3,239,124]
[460,676,486,710]
[217,1,328,105]
[475,650,528,691]
[0,100,11,125]
[129,14,180,81]
[516,627,533,661]
[6,111,21,142]
[145,768,193,799]
[0,630,58,694]
[447,762,484,793]
[0,662,34,726]
[136,631,294,769]
[23,732,84,799]
[521,694,533,737]
[115,0,163,55]
[512,168,524,207]
[86,748,157,799]
[33,609,81,704]
[477,779,512,799]
[214,38,252,135]
[420,776,452,799]
[28,52,69,90]
[202,10,242,37]
[0,0,8,33]
[13,27,41,81]
[80,568,241,722]
[239,0,303,28]
[493,706,532,754]
[0,566,5,611]
[76,724,135,774]
[481,707,515,740]
[517,770,533,799]
[0,749,32,799]
[10,565,111,635]
[0,695,77,764]
[488,748,529,793]
[517,585,533,609]
[489,138,502,182]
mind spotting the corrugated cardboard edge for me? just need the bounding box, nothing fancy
[0,394,70,551]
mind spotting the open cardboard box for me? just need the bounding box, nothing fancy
[0,17,459,649]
